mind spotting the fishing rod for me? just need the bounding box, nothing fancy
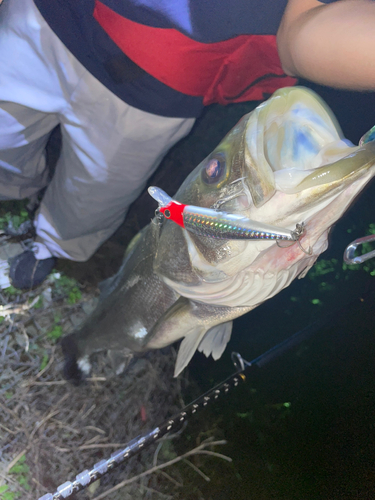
[38,244,375,500]
[38,320,318,500]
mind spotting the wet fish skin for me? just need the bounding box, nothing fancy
[62,222,180,375]
[61,87,375,381]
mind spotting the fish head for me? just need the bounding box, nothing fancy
[156,87,375,304]
[241,86,375,254]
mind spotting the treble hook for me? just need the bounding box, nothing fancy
[276,223,312,256]
[151,207,165,227]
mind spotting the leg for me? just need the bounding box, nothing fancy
[35,71,195,260]
[0,0,63,199]
[0,0,83,288]
[1,0,195,262]
[0,101,59,289]
[0,102,58,200]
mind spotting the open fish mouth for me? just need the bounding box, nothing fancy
[278,141,375,193]
[243,87,375,205]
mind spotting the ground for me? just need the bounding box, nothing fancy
[0,101,256,500]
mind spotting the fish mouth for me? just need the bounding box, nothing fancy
[244,87,375,206]
[277,141,375,193]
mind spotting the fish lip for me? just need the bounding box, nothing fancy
[275,140,375,194]
[243,86,370,200]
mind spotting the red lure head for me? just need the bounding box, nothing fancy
[159,200,187,228]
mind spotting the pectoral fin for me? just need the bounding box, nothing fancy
[197,321,233,360]
[174,321,233,377]
[174,326,208,377]
[146,296,249,377]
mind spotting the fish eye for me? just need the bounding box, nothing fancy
[202,154,226,184]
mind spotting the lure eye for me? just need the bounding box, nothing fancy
[202,154,226,184]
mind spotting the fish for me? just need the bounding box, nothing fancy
[61,86,375,381]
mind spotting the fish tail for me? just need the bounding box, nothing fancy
[60,334,85,385]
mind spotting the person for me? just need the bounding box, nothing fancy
[0,0,374,290]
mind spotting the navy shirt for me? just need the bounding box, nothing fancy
[34,0,335,118]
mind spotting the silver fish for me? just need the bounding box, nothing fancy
[62,86,375,380]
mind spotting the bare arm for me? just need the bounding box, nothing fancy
[277,0,375,90]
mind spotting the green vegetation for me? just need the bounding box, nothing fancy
[309,253,375,282]
[0,455,31,499]
[308,223,375,281]
[31,296,44,309]
[46,315,63,342]
[2,286,23,299]
[39,352,49,370]
[236,401,291,422]
[0,485,12,500]
[47,324,63,341]
[51,274,82,304]
[0,209,29,232]
[288,223,375,307]
[310,298,322,305]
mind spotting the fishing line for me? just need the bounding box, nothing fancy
[38,318,324,500]
[38,273,375,500]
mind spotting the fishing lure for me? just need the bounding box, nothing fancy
[148,186,304,243]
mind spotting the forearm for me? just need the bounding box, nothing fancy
[277,0,375,90]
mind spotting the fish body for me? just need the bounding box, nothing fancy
[62,87,375,379]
